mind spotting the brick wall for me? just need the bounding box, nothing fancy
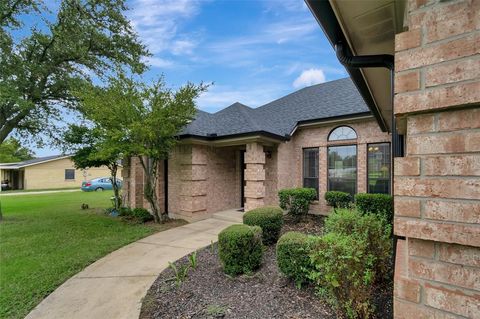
[394,0,480,317]
[278,118,390,213]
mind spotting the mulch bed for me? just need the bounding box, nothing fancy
[140,215,392,319]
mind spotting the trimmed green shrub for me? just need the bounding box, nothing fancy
[218,224,263,276]
[324,191,352,210]
[324,209,392,280]
[309,232,376,319]
[243,206,284,245]
[276,231,315,288]
[355,193,393,223]
[131,208,154,223]
[119,207,154,223]
[278,188,317,220]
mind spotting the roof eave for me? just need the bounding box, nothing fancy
[305,0,389,132]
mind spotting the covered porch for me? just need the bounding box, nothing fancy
[166,138,280,222]
[0,168,25,190]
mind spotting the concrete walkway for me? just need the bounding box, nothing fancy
[26,210,243,319]
[1,189,81,196]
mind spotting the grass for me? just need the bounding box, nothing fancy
[0,191,185,319]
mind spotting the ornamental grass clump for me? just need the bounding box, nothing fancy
[243,206,284,245]
[218,224,263,276]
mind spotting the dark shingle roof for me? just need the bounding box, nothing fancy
[181,78,370,140]
[0,155,70,168]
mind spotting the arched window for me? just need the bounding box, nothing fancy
[328,126,357,141]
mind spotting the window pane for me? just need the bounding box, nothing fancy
[328,126,357,141]
[303,148,319,198]
[65,169,75,180]
[368,143,391,194]
[328,145,357,196]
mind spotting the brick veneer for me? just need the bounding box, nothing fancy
[244,142,266,212]
[393,0,480,317]
[123,118,390,220]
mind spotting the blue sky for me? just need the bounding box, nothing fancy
[33,0,347,156]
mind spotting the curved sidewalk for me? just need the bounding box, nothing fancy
[26,210,242,319]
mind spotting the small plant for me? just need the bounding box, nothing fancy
[81,203,89,210]
[218,224,263,276]
[210,240,215,254]
[355,193,393,223]
[276,231,315,288]
[118,207,154,223]
[205,304,227,318]
[189,251,198,269]
[168,262,190,287]
[325,209,392,281]
[278,188,316,221]
[243,206,284,245]
[309,232,376,319]
[324,191,352,211]
[131,208,154,223]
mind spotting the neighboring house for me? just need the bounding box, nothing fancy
[306,0,479,318]
[0,155,120,190]
[123,78,391,220]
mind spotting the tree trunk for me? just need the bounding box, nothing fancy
[138,156,166,223]
[109,164,121,211]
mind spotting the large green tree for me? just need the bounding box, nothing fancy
[0,137,34,163]
[0,0,149,143]
[77,76,208,223]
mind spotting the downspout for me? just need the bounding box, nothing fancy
[335,42,404,277]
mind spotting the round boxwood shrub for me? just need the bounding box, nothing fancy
[218,224,263,276]
[131,208,154,223]
[355,193,393,223]
[278,188,317,221]
[324,191,352,210]
[276,231,315,288]
[243,206,284,245]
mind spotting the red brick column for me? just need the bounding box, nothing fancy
[393,1,480,318]
[244,142,266,212]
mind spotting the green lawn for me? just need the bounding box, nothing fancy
[0,191,184,319]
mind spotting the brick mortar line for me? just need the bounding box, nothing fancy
[396,29,479,55]
[395,175,480,180]
[395,216,480,227]
[394,196,480,204]
[395,77,480,97]
[406,274,480,299]
[396,296,468,319]
[406,127,480,136]
[409,254,480,270]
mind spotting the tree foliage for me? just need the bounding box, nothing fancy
[77,75,208,222]
[0,138,34,163]
[63,124,122,210]
[0,0,149,143]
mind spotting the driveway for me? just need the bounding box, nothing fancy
[25,210,243,319]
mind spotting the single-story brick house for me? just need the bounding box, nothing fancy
[305,0,479,318]
[123,78,391,221]
[0,155,118,190]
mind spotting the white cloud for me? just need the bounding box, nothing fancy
[128,0,203,67]
[293,68,326,88]
[196,84,286,112]
[144,56,174,68]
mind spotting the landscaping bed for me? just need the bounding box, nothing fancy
[140,214,393,319]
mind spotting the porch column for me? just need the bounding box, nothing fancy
[244,142,266,212]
